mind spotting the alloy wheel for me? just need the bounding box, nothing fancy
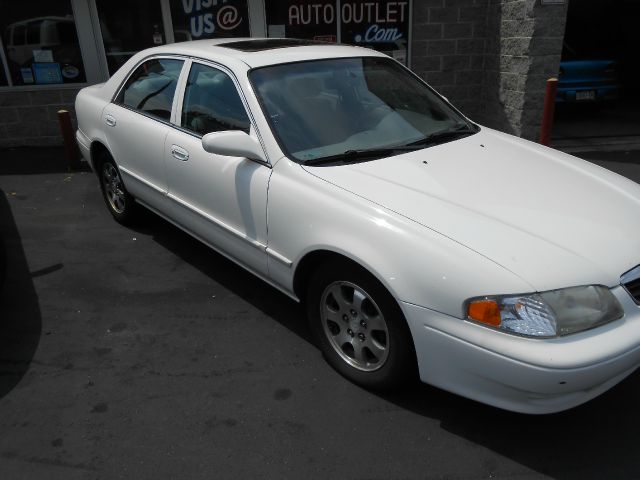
[320,281,389,372]
[102,163,126,214]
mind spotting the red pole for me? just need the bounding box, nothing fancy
[57,109,81,170]
[539,77,558,146]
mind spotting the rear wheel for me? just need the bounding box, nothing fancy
[98,154,137,225]
[307,261,417,390]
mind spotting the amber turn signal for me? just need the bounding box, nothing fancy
[468,300,502,327]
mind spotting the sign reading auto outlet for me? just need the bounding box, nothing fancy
[266,1,411,65]
[170,0,249,40]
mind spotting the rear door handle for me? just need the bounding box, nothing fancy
[170,145,189,161]
[105,114,116,127]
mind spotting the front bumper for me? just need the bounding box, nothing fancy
[401,285,640,414]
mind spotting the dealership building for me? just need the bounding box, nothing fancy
[0,0,633,148]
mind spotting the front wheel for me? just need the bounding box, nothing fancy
[307,261,417,390]
[98,156,137,225]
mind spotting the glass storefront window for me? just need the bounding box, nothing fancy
[96,0,166,75]
[340,1,410,65]
[170,0,250,42]
[265,0,337,42]
[0,0,86,86]
[264,0,410,65]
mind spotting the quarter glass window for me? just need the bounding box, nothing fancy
[117,58,183,122]
[181,63,250,135]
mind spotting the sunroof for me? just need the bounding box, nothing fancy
[219,39,330,52]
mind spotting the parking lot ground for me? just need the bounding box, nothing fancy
[0,146,639,479]
[553,99,640,141]
[551,100,640,154]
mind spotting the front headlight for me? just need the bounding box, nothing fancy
[466,285,624,337]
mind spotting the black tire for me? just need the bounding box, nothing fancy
[307,260,417,390]
[97,153,137,225]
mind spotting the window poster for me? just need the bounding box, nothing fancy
[33,49,54,63]
[170,0,250,41]
[19,67,33,84]
[32,63,63,84]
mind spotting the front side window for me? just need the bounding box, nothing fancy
[117,58,183,122]
[181,63,250,136]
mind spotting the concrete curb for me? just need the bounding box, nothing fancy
[552,135,640,154]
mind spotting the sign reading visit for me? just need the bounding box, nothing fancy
[170,0,249,41]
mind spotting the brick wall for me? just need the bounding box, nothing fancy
[412,0,488,120]
[412,0,569,140]
[520,0,568,139]
[0,87,80,148]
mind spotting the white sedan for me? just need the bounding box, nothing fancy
[75,38,640,414]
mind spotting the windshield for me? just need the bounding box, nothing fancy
[249,57,476,163]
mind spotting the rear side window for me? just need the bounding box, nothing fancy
[27,20,43,44]
[180,63,250,136]
[117,58,184,122]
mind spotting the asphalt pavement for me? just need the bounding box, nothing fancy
[0,146,639,479]
[551,99,640,154]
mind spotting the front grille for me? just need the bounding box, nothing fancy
[621,265,640,304]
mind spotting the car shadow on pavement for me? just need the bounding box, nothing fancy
[379,356,640,478]
[0,147,91,175]
[127,208,313,344]
[124,208,640,479]
[0,188,42,399]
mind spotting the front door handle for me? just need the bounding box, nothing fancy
[170,145,189,161]
[105,114,116,127]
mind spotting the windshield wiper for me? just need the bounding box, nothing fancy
[407,124,478,148]
[304,145,415,166]
[303,124,479,166]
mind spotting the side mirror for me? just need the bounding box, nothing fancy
[201,130,266,162]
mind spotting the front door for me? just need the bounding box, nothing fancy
[164,61,270,277]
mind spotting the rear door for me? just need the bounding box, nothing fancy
[103,57,185,210]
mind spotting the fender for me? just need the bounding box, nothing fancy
[266,159,533,317]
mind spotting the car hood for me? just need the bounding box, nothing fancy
[302,128,640,291]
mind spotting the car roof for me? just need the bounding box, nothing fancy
[151,38,387,69]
